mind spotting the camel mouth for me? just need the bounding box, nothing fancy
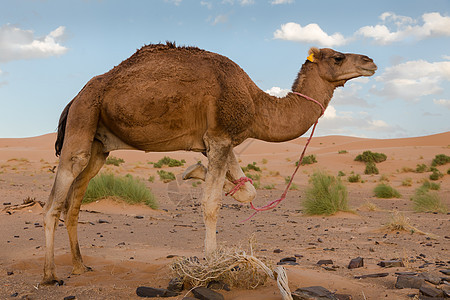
[359,66,377,76]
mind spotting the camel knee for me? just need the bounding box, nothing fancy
[70,152,91,175]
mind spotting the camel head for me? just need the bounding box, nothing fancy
[307,47,377,86]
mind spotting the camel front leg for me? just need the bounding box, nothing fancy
[202,135,231,256]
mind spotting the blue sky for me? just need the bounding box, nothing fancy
[0,0,449,138]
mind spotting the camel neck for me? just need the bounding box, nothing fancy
[249,63,336,142]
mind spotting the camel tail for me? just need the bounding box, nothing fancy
[55,100,74,157]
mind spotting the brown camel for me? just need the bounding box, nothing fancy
[42,42,377,285]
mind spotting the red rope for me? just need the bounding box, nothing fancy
[225,177,253,196]
[238,92,325,221]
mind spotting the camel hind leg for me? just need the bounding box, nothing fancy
[42,95,100,285]
[65,140,108,275]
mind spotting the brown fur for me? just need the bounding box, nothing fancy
[43,43,377,285]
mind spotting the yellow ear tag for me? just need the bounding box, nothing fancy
[307,53,315,62]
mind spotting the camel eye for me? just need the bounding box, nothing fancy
[333,55,344,64]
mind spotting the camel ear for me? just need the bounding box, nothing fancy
[307,47,321,63]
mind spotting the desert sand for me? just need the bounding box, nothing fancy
[0,132,449,299]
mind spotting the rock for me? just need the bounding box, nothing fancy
[278,261,299,266]
[419,285,444,298]
[354,273,389,279]
[273,249,283,253]
[7,271,14,276]
[395,275,425,289]
[294,254,304,258]
[439,269,450,275]
[280,257,297,263]
[191,287,224,300]
[395,272,418,276]
[167,277,184,292]
[182,298,197,300]
[136,286,179,297]
[348,257,364,269]
[3,202,11,205]
[98,219,110,224]
[207,280,231,291]
[292,286,337,300]
[317,259,333,266]
[335,294,352,300]
[135,215,144,219]
[10,293,18,297]
[378,260,404,268]
[63,296,76,300]
[418,272,441,285]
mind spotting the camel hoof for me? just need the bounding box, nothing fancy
[71,265,93,275]
[182,162,207,181]
[41,278,64,286]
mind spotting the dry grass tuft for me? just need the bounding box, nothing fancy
[383,211,438,239]
[170,240,271,289]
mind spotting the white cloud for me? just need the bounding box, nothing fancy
[433,99,450,109]
[333,83,373,107]
[273,22,347,47]
[271,0,294,4]
[164,0,182,5]
[213,14,228,25]
[222,0,254,5]
[0,24,68,62]
[371,59,450,101]
[200,1,212,9]
[356,12,450,45]
[265,86,290,97]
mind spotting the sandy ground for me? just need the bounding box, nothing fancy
[0,132,449,299]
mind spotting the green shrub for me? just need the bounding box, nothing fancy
[429,168,443,181]
[242,162,261,172]
[105,156,125,166]
[263,184,275,190]
[411,190,447,213]
[338,150,348,154]
[83,173,157,208]
[296,154,317,166]
[348,173,361,183]
[302,171,349,215]
[245,172,261,181]
[421,180,440,191]
[289,183,299,190]
[148,175,155,183]
[153,156,185,168]
[355,151,387,163]
[374,183,401,198]
[157,170,176,183]
[431,154,450,166]
[401,178,412,187]
[415,164,428,173]
[337,171,345,177]
[364,162,379,175]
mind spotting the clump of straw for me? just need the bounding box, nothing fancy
[170,242,270,289]
[383,211,438,239]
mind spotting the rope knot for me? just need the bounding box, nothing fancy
[225,177,253,197]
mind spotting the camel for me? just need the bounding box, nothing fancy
[42,42,377,285]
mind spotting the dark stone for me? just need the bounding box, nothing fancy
[63,296,76,300]
[418,272,441,285]
[292,286,337,300]
[135,215,144,219]
[280,257,297,263]
[3,202,11,205]
[167,277,184,292]
[348,257,364,269]
[98,219,110,224]
[378,260,405,268]
[395,272,418,276]
[207,280,231,291]
[395,275,425,289]
[10,293,18,297]
[136,286,179,298]
[294,254,304,258]
[317,259,333,266]
[7,271,14,275]
[439,269,450,275]
[277,261,299,266]
[117,242,125,246]
[419,285,443,298]
[354,273,389,279]
[335,294,352,300]
[191,287,224,300]
[182,298,197,300]
[273,249,283,253]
